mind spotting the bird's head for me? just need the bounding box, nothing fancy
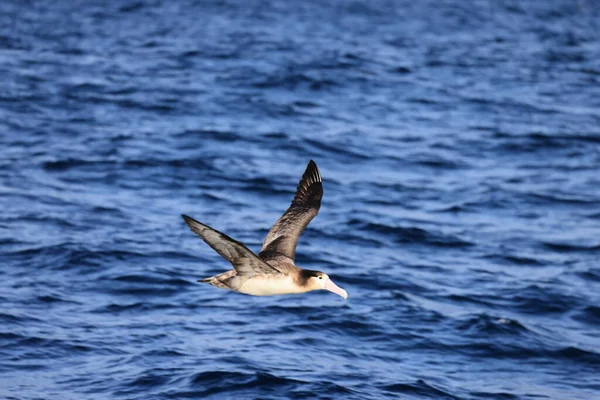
[300,270,348,299]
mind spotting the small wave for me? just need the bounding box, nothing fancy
[576,268,600,281]
[572,305,600,326]
[542,241,600,252]
[483,253,545,266]
[348,219,474,248]
[250,72,338,91]
[304,138,370,160]
[43,158,115,171]
[0,312,43,325]
[36,294,80,304]
[455,313,529,336]
[403,151,471,169]
[175,129,243,142]
[123,158,211,169]
[469,390,520,399]
[382,379,461,399]
[527,191,599,205]
[493,132,600,155]
[187,371,356,398]
[109,273,192,286]
[506,284,581,314]
[555,346,600,365]
[92,301,173,314]
[127,372,171,388]
[188,371,298,396]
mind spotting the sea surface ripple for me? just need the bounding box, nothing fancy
[1,1,600,399]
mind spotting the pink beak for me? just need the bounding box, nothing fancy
[325,279,348,299]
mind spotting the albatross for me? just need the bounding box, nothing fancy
[182,160,348,299]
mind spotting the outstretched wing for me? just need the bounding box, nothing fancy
[259,160,323,262]
[182,215,281,276]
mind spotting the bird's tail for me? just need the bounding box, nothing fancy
[198,270,236,289]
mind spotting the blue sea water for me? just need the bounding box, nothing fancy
[1,0,600,399]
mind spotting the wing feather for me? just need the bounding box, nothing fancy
[182,215,281,276]
[259,160,323,262]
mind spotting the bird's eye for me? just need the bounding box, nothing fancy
[318,276,323,280]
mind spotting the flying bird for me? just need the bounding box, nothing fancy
[182,160,348,299]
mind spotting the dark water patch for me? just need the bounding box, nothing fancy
[292,100,320,109]
[287,380,359,399]
[100,285,183,297]
[392,66,413,74]
[242,177,291,195]
[2,334,95,357]
[320,319,387,339]
[545,49,586,63]
[447,294,498,308]
[90,205,125,216]
[576,268,600,281]
[435,204,472,213]
[555,346,600,366]
[542,241,600,253]
[402,263,446,273]
[455,313,530,336]
[0,362,47,373]
[348,219,474,248]
[109,273,192,287]
[141,349,186,358]
[262,131,289,139]
[382,379,460,399]
[261,305,337,317]
[0,312,43,325]
[444,280,579,315]
[408,97,440,105]
[0,331,24,341]
[469,390,519,400]
[118,1,146,13]
[8,244,148,271]
[36,294,80,304]
[92,301,174,314]
[250,72,338,91]
[125,371,172,390]
[526,192,599,206]
[406,154,469,169]
[449,341,547,361]
[505,285,581,315]
[572,305,600,326]
[186,370,315,398]
[483,253,545,266]
[304,138,370,160]
[329,231,386,248]
[123,158,212,170]
[43,158,116,172]
[176,129,242,142]
[273,318,386,341]
[493,132,600,154]
[342,272,430,294]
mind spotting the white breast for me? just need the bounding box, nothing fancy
[239,275,306,296]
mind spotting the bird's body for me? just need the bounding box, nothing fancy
[182,160,348,299]
[239,275,306,296]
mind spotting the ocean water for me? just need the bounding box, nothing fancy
[1,0,600,399]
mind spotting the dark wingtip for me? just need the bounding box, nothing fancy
[181,214,199,228]
[291,160,323,207]
[304,160,321,183]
